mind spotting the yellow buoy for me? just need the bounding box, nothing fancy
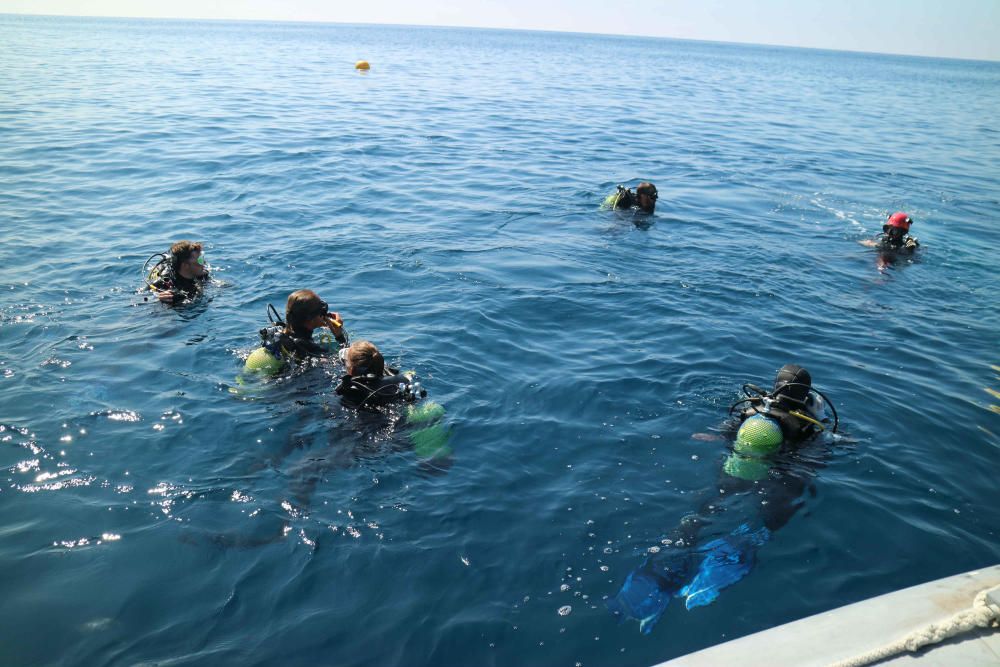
[355,60,370,71]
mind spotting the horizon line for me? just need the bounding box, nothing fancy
[3,10,999,64]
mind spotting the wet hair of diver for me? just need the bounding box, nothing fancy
[284,289,329,337]
[169,240,203,273]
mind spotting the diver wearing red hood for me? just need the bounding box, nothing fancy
[862,211,920,252]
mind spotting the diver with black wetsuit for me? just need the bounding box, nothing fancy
[146,240,210,305]
[604,181,658,214]
[255,289,348,367]
[335,340,426,409]
[733,364,830,443]
[608,364,839,633]
[862,211,920,253]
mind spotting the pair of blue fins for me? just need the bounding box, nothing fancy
[607,523,771,634]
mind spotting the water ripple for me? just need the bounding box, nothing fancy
[0,15,998,667]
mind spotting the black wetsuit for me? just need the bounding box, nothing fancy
[150,269,210,303]
[335,370,423,408]
[875,233,920,253]
[259,325,347,363]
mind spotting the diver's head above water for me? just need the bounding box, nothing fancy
[284,289,342,338]
[772,364,812,405]
[345,340,385,377]
[169,240,208,280]
[635,182,658,213]
[882,211,913,247]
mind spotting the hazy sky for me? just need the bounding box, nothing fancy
[3,0,999,61]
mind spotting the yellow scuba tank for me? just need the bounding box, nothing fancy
[723,414,784,481]
[244,347,284,376]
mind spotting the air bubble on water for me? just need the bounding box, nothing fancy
[558,605,572,616]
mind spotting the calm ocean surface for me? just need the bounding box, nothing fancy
[1,14,998,667]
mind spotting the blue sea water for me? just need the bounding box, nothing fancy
[1,13,999,667]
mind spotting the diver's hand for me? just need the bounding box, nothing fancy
[859,239,878,247]
[156,290,175,303]
[325,312,345,335]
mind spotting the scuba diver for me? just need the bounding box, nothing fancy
[275,341,442,511]
[608,364,839,634]
[144,240,210,304]
[730,364,830,446]
[335,340,427,409]
[243,289,348,375]
[603,181,658,214]
[333,339,450,463]
[861,211,920,253]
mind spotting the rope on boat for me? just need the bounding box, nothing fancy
[827,583,1000,667]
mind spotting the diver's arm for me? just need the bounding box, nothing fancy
[859,239,879,247]
[148,275,176,303]
[324,313,349,346]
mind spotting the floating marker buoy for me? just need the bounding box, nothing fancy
[355,60,370,70]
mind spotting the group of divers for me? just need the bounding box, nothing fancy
[142,181,922,634]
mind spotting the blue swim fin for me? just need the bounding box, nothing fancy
[679,523,770,610]
[608,549,693,634]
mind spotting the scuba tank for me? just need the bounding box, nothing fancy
[723,376,838,481]
[603,185,634,210]
[728,379,838,437]
[243,304,287,376]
